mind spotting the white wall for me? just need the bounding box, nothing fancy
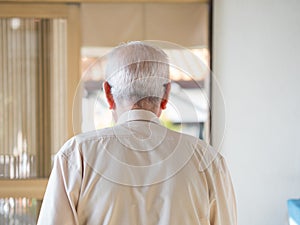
[212,0,300,225]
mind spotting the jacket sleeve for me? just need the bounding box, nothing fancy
[37,138,82,225]
[208,156,237,225]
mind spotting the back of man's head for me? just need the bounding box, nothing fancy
[105,41,170,109]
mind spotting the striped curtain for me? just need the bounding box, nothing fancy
[0,17,68,225]
[0,18,67,179]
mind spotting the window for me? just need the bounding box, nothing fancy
[80,2,211,140]
[0,4,80,224]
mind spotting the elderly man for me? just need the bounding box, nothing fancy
[37,41,237,225]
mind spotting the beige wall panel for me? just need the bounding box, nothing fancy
[81,3,208,47]
[81,3,144,46]
[145,3,208,46]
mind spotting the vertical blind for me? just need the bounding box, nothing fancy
[0,17,68,224]
[51,19,67,159]
[0,18,68,179]
[0,18,39,179]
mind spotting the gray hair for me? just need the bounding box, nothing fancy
[105,41,170,107]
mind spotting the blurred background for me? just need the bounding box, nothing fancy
[0,0,299,225]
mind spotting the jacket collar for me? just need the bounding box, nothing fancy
[116,109,161,125]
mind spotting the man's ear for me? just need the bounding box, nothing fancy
[160,82,171,110]
[103,81,115,110]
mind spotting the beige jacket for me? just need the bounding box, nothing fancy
[38,110,237,225]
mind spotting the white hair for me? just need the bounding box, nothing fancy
[105,41,170,107]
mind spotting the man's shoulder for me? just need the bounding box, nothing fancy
[171,131,222,173]
[166,129,213,152]
[74,127,116,143]
[160,128,221,169]
[56,127,115,156]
